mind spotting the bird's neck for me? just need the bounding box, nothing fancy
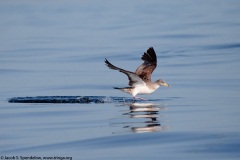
[148,82,160,90]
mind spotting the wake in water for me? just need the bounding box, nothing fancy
[8,96,162,104]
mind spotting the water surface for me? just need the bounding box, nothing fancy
[1,0,240,159]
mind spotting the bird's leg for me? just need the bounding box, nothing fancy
[133,96,136,103]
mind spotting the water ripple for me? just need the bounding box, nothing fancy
[201,43,240,50]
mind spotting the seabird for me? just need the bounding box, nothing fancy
[105,47,169,99]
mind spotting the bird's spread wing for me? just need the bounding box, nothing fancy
[135,47,157,82]
[105,59,146,87]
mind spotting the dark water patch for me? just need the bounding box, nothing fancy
[192,141,240,154]
[187,133,240,155]
[128,34,208,41]
[155,34,208,39]
[201,43,240,50]
[0,68,32,74]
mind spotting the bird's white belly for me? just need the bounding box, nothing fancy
[133,86,156,95]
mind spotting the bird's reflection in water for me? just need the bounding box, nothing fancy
[112,102,168,133]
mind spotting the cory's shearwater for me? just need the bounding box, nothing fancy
[105,47,169,99]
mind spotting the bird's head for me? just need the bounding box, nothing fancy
[156,79,170,87]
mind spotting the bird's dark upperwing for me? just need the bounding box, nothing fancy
[135,47,157,82]
[105,59,145,87]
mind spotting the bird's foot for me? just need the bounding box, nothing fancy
[134,97,148,101]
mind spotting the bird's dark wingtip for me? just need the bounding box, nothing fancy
[147,47,155,53]
[141,47,157,63]
[104,58,109,64]
[104,58,114,69]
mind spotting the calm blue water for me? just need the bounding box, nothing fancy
[1,0,240,159]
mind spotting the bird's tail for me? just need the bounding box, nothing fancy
[113,87,132,94]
